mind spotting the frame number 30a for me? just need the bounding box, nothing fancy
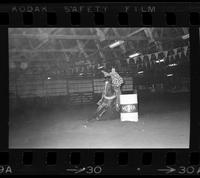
[178,166,200,175]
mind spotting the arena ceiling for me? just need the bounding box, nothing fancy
[9,28,189,73]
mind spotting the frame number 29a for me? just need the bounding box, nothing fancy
[0,165,12,174]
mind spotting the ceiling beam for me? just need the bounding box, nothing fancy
[182,28,188,35]
[70,29,88,58]
[58,39,70,62]
[10,49,95,53]
[144,28,154,43]
[10,33,183,42]
[112,28,126,53]
[94,28,106,60]
[84,29,146,61]
[127,28,145,37]
[96,41,105,60]
[10,47,137,53]
[10,34,147,40]
[103,28,110,35]
[34,28,64,50]
[144,28,163,51]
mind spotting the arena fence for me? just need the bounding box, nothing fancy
[9,74,190,107]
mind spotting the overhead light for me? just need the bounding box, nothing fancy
[129,53,140,58]
[167,74,173,77]
[138,71,144,74]
[182,34,189,40]
[168,63,178,67]
[109,40,124,48]
[97,66,104,69]
[156,59,164,63]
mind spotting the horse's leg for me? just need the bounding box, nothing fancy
[98,108,107,120]
[86,105,104,122]
[114,87,121,111]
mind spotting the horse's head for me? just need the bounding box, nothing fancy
[105,76,112,83]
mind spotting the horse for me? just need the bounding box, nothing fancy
[86,76,119,123]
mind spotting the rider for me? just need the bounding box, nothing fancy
[95,76,117,120]
[101,67,124,111]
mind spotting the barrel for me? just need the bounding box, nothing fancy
[120,94,138,122]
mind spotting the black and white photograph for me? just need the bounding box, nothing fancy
[9,28,190,148]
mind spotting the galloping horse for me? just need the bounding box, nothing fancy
[87,76,118,123]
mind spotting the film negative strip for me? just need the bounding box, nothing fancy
[0,1,200,175]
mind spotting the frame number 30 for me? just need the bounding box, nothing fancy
[86,166,102,174]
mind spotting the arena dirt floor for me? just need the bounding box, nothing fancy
[9,92,190,148]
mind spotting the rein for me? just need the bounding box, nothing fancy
[103,95,116,100]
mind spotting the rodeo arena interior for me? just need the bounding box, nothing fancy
[9,28,190,148]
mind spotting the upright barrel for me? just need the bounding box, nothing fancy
[120,94,138,122]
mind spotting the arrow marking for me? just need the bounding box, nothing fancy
[75,168,86,174]
[66,167,86,174]
[66,168,78,172]
[157,166,176,174]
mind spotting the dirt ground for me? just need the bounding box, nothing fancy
[9,92,190,148]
